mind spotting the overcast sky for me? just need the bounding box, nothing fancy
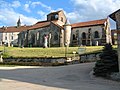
[0,0,120,29]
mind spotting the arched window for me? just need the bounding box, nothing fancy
[73,34,76,40]
[82,32,86,39]
[94,31,99,38]
[54,32,58,41]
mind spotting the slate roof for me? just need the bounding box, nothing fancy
[71,18,107,28]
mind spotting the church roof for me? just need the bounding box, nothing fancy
[0,25,31,33]
[28,21,51,30]
[28,20,63,30]
[71,18,107,28]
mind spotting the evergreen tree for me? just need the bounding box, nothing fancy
[93,43,119,77]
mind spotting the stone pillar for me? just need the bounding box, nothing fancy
[64,25,71,46]
[115,11,120,72]
[60,29,64,47]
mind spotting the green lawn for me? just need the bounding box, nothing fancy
[0,45,117,58]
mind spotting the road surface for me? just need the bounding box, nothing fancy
[0,63,120,90]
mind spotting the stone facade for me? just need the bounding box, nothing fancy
[18,22,62,47]
[71,18,112,46]
[18,10,71,47]
[109,9,120,72]
[111,29,117,45]
[18,10,112,47]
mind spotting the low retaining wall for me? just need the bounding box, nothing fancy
[79,53,100,62]
[0,52,101,65]
[2,57,66,64]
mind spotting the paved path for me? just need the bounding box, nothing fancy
[0,63,120,90]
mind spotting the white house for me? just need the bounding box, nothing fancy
[0,18,30,46]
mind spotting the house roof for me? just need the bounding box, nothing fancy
[109,9,120,21]
[0,25,31,33]
[71,18,107,28]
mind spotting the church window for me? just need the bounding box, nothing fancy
[54,32,58,41]
[31,34,35,45]
[55,14,58,20]
[73,34,76,40]
[61,17,63,22]
[94,31,99,38]
[82,32,86,39]
[51,15,55,20]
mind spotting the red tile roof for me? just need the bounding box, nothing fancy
[0,26,31,33]
[28,20,63,30]
[28,21,50,30]
[71,18,107,28]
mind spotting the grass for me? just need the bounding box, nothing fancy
[0,65,17,67]
[0,45,117,58]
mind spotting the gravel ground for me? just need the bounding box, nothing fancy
[0,63,120,90]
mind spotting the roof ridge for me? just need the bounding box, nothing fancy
[35,20,48,24]
[71,18,108,28]
[47,10,63,15]
[71,18,107,25]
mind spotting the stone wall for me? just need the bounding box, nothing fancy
[79,53,100,62]
[2,57,66,64]
[1,53,100,65]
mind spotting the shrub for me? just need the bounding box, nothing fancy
[93,43,119,77]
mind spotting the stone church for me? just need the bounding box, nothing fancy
[18,10,112,47]
[0,10,112,47]
[18,10,71,47]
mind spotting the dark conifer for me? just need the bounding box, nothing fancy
[93,43,119,77]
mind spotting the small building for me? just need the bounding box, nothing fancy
[71,18,112,46]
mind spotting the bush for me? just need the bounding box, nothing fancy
[93,43,119,77]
